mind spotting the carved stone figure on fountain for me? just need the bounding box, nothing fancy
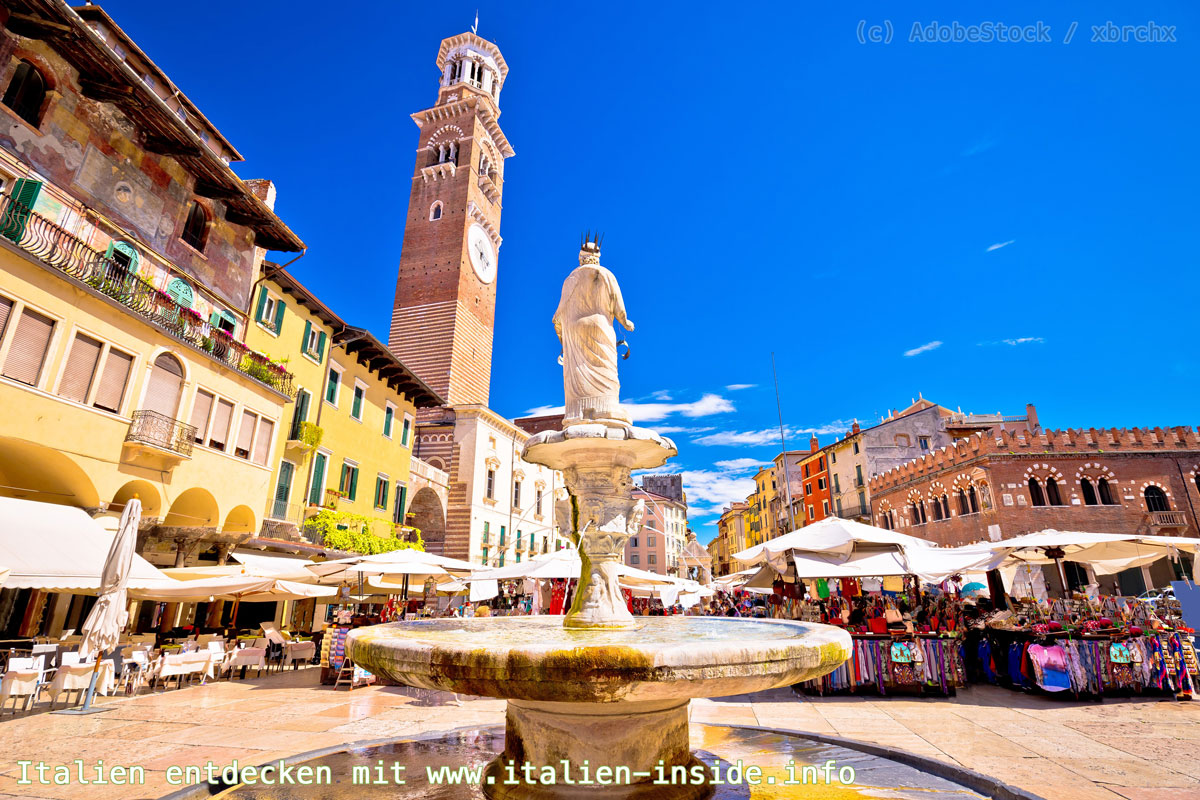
[553,234,634,428]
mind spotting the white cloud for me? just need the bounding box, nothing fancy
[903,340,943,357]
[977,337,1045,347]
[621,393,735,422]
[725,384,756,391]
[676,469,756,515]
[654,425,715,435]
[692,420,852,447]
[523,404,564,417]
[649,389,673,401]
[986,240,1015,252]
[713,458,767,472]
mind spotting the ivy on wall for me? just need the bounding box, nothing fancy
[304,509,424,555]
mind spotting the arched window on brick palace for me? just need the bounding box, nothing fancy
[910,500,926,525]
[1082,477,1118,506]
[429,201,443,221]
[2,61,47,127]
[1028,477,1046,507]
[957,488,970,516]
[1046,477,1064,506]
[1144,486,1170,513]
[181,201,209,252]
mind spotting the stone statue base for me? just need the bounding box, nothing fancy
[523,424,677,630]
[563,394,631,429]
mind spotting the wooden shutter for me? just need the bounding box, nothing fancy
[352,386,363,418]
[236,409,257,457]
[93,348,133,413]
[254,287,268,322]
[316,330,327,360]
[1,178,42,242]
[275,461,294,503]
[348,466,358,501]
[384,406,393,437]
[309,454,326,505]
[273,299,286,332]
[301,320,312,353]
[143,355,183,418]
[2,308,54,386]
[209,398,234,450]
[254,418,274,466]
[290,389,309,439]
[380,480,389,510]
[189,389,214,442]
[58,333,102,403]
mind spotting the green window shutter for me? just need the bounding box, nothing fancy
[316,330,327,361]
[398,485,407,521]
[301,319,312,353]
[309,454,326,505]
[349,467,358,501]
[401,417,411,446]
[352,387,363,419]
[1,178,42,242]
[384,406,393,437]
[209,311,222,328]
[255,287,268,323]
[273,299,286,332]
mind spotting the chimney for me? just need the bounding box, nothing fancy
[809,435,819,452]
[1025,403,1039,431]
[244,179,277,211]
[852,421,860,435]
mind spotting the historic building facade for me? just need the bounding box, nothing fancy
[628,486,689,576]
[869,425,1200,591]
[712,501,750,577]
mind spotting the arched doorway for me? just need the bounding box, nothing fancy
[408,487,446,554]
[222,504,256,535]
[0,436,99,508]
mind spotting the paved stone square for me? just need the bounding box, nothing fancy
[0,669,1196,799]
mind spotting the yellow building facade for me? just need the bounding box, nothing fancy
[243,264,444,550]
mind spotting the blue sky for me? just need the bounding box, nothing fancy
[102,1,1199,543]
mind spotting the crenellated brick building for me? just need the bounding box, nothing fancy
[870,426,1200,549]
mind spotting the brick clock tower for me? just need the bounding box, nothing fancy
[389,32,513,408]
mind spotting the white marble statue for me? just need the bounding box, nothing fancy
[552,241,634,426]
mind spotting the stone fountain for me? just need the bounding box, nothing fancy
[346,238,852,799]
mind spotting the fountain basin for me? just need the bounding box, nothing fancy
[346,617,851,703]
[347,617,851,799]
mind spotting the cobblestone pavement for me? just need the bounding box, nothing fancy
[0,668,1196,799]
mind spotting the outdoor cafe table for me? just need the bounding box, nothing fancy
[158,652,214,686]
[225,647,267,679]
[0,668,40,711]
[47,661,114,707]
[283,640,316,669]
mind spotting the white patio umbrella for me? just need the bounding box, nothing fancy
[308,548,476,618]
[58,497,140,715]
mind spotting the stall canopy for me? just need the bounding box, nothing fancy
[229,551,316,580]
[471,549,582,581]
[949,530,1200,579]
[306,548,476,583]
[129,575,337,602]
[734,516,994,585]
[0,497,171,592]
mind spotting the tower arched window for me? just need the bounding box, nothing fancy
[1098,478,1115,505]
[429,201,442,221]
[181,201,209,252]
[1081,478,1098,506]
[2,61,47,127]
[1046,478,1063,506]
[1028,478,1046,507]
[1144,486,1170,513]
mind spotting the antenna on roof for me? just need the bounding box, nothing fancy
[472,10,479,34]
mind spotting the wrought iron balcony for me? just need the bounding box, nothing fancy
[835,505,871,521]
[125,410,196,457]
[0,194,295,397]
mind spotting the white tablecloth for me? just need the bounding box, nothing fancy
[225,647,266,672]
[0,669,40,706]
[47,662,113,701]
[159,652,214,680]
[283,641,315,665]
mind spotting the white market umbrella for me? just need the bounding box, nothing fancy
[471,548,582,581]
[61,497,140,715]
[309,549,476,618]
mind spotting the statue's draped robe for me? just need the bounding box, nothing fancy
[552,265,626,407]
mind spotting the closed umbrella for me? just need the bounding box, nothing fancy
[56,497,140,715]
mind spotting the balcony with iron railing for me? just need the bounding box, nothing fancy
[0,194,295,398]
[834,505,871,521]
[122,409,195,468]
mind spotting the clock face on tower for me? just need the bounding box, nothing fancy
[467,223,496,284]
